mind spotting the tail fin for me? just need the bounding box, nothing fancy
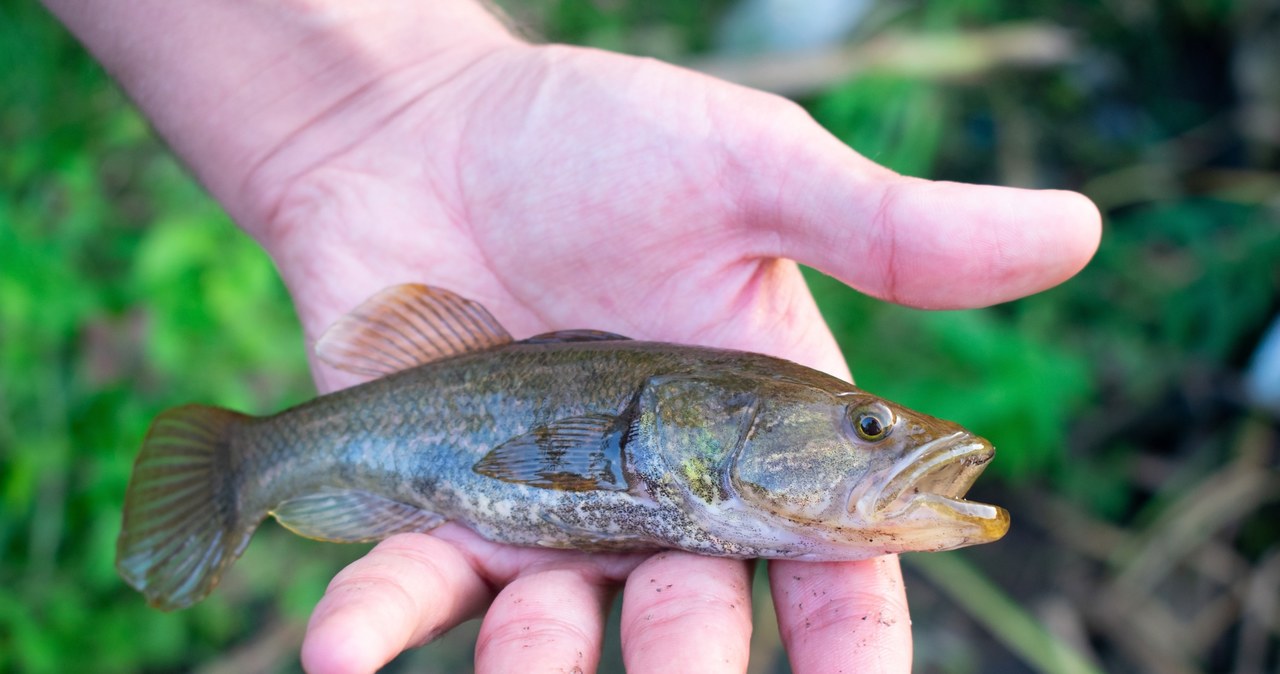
[117,404,257,611]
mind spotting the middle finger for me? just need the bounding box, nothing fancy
[620,552,754,673]
[475,565,615,674]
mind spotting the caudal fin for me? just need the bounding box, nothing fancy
[117,404,256,611]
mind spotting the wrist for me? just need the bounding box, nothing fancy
[45,0,519,234]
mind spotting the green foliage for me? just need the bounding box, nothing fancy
[1082,199,1280,362]
[810,75,946,177]
[522,0,734,55]
[3,0,1278,672]
[0,5,331,672]
[805,271,1096,480]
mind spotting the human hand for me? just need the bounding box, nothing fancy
[48,1,1099,671]
[243,43,1098,674]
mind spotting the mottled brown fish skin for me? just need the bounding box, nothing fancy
[117,284,1009,611]
[238,341,843,554]
[231,340,998,557]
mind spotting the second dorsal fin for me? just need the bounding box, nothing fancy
[521,329,633,344]
[316,284,513,376]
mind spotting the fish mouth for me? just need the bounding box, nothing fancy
[851,433,1009,542]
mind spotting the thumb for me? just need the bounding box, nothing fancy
[738,115,1102,309]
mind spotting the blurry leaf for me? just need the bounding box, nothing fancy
[809,74,946,177]
[908,553,1104,674]
[133,213,224,289]
[1058,445,1136,520]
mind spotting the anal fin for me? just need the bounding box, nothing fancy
[270,490,444,543]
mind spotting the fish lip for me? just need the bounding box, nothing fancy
[850,432,1003,525]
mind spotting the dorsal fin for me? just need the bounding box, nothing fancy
[316,284,513,376]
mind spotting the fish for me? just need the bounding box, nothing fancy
[117,284,1010,610]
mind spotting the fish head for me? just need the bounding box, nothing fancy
[729,388,1010,554]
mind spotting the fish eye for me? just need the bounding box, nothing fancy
[851,403,895,442]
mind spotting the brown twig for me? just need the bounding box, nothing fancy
[194,618,304,674]
[687,23,1077,98]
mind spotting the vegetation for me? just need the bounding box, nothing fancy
[2,0,1276,671]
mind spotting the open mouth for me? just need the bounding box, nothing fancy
[852,433,1009,536]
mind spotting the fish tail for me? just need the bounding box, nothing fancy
[116,404,257,611]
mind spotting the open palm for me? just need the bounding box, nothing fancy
[240,42,1100,674]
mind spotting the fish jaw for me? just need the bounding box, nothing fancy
[848,433,1010,551]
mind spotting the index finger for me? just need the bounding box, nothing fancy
[619,552,755,673]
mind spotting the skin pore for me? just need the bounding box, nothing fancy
[43,1,1101,672]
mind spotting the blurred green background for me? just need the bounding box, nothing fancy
[2,0,1278,672]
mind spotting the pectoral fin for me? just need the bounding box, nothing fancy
[270,490,444,542]
[316,284,513,377]
[473,414,630,491]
